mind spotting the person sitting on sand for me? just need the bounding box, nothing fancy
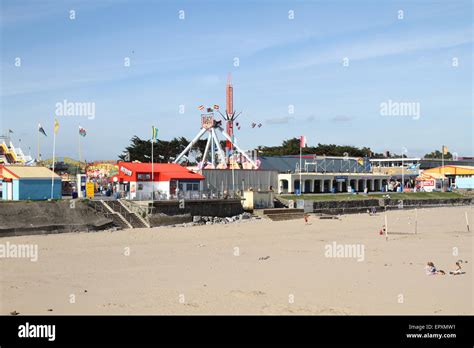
[304,214,310,224]
[449,262,464,275]
[425,262,445,275]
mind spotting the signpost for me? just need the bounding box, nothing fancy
[86,182,95,199]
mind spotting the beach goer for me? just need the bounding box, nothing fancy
[449,262,463,275]
[304,214,309,224]
[425,262,445,275]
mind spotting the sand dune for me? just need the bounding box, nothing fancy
[0,206,472,315]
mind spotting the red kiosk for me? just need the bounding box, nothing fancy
[115,162,204,200]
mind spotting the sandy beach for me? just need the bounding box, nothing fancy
[1,206,472,315]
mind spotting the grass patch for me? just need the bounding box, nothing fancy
[280,191,465,201]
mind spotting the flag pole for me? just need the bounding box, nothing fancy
[37,129,40,162]
[151,127,154,201]
[78,128,82,163]
[51,126,57,199]
[231,134,235,195]
[299,137,302,195]
[231,149,235,196]
[401,149,404,192]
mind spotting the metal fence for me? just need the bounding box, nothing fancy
[201,169,279,192]
[132,190,241,201]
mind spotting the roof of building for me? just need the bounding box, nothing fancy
[419,158,474,170]
[370,158,421,162]
[417,172,446,180]
[0,165,60,179]
[117,162,205,181]
[423,165,474,176]
[258,155,371,173]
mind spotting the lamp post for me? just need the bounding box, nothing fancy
[402,147,408,192]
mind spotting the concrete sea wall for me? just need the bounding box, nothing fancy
[0,200,114,237]
[149,199,244,227]
[310,198,473,215]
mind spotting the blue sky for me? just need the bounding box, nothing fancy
[1,0,472,160]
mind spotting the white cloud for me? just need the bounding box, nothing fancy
[265,116,295,125]
[283,26,473,70]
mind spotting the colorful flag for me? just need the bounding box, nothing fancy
[198,105,205,110]
[38,124,47,137]
[206,107,213,113]
[300,135,306,148]
[213,104,219,110]
[357,158,364,165]
[152,126,158,142]
[442,145,448,155]
[79,126,87,137]
[54,119,59,134]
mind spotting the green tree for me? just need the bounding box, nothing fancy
[257,138,375,157]
[424,150,453,159]
[118,136,208,164]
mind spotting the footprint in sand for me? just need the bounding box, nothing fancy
[184,303,199,308]
[102,303,128,308]
[230,290,266,298]
[260,305,347,315]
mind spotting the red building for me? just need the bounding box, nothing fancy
[115,162,204,200]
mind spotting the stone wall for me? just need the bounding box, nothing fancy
[0,200,114,237]
[312,199,380,215]
[149,199,244,227]
[311,197,473,215]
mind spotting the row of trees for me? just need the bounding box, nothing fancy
[118,135,453,162]
[119,136,384,163]
[118,136,227,164]
[423,150,454,159]
[256,138,381,157]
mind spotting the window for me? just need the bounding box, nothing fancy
[137,173,151,181]
[178,182,200,191]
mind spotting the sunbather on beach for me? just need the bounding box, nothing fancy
[449,262,465,275]
[425,262,445,275]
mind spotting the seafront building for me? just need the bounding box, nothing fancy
[258,155,390,194]
[115,162,205,200]
[0,165,61,200]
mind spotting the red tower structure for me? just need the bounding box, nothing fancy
[225,73,234,155]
